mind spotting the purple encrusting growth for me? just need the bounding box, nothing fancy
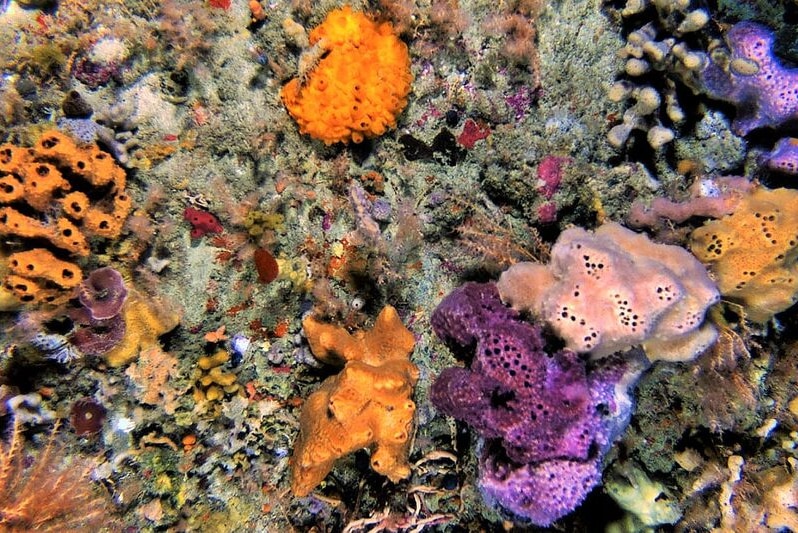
[764,137,798,175]
[430,282,646,526]
[67,266,129,356]
[701,22,798,136]
[69,309,126,356]
[78,266,129,320]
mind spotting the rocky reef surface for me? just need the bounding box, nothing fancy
[0,0,797,531]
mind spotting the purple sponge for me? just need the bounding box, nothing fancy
[78,266,128,320]
[430,282,645,525]
[701,22,798,135]
[480,451,602,527]
[764,137,798,175]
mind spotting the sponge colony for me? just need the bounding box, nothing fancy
[291,306,418,497]
[690,186,798,323]
[0,130,131,305]
[280,7,412,145]
[498,223,720,362]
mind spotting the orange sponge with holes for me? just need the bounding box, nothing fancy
[690,186,798,322]
[280,6,412,145]
[0,129,131,305]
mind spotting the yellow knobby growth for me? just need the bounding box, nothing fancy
[291,305,418,497]
[104,290,181,367]
[244,210,285,237]
[193,349,240,402]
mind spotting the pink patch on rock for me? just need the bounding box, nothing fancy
[457,119,491,149]
[537,202,558,223]
[184,207,223,238]
[537,155,570,199]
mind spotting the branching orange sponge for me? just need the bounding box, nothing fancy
[291,306,418,497]
[281,7,413,145]
[0,130,131,305]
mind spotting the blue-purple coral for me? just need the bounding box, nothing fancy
[78,266,128,320]
[701,22,798,136]
[764,137,798,175]
[430,282,645,525]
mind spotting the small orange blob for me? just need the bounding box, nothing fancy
[203,325,228,343]
[327,256,344,277]
[249,0,266,21]
[272,319,289,338]
[274,178,288,194]
[182,434,197,452]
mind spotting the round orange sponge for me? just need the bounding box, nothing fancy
[281,7,412,145]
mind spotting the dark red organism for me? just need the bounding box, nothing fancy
[70,398,107,436]
[183,207,223,238]
[208,0,231,8]
[457,119,491,149]
[253,248,279,284]
[72,56,122,89]
[69,309,126,356]
[537,202,558,224]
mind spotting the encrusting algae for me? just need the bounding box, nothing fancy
[291,305,418,497]
[104,289,181,367]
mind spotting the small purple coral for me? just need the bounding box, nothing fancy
[763,137,798,175]
[431,282,645,525]
[78,266,128,320]
[701,22,798,135]
[69,308,126,356]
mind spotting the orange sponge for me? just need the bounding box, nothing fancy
[0,129,132,305]
[281,7,413,145]
[5,248,82,304]
[291,306,418,496]
[7,248,81,288]
[690,186,798,322]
